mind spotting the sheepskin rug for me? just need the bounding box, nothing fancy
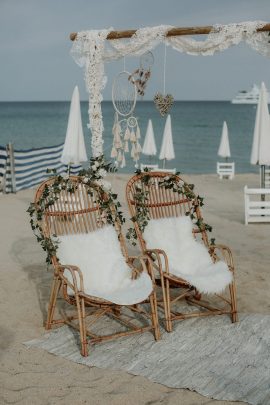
[144,216,232,294]
[57,225,152,305]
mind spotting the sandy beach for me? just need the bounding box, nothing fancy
[1,172,270,405]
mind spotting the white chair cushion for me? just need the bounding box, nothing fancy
[57,225,152,305]
[144,216,232,294]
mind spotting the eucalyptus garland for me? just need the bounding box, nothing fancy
[27,155,125,265]
[126,169,213,246]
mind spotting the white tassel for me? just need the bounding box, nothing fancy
[111,146,117,158]
[124,127,130,141]
[121,153,126,168]
[130,129,136,142]
[116,122,121,133]
[136,126,141,139]
[133,152,139,162]
[115,132,122,149]
[124,141,129,153]
[112,112,119,135]
[117,150,122,162]
[136,142,142,153]
[131,143,136,159]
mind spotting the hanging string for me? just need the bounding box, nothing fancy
[163,43,167,95]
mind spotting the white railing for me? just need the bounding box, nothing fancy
[244,186,270,225]
[140,164,159,171]
[261,166,270,188]
[140,164,176,174]
[217,162,235,180]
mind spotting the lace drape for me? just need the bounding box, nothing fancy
[71,22,270,157]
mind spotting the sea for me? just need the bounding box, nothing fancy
[0,101,259,174]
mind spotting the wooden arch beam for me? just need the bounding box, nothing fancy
[70,23,270,41]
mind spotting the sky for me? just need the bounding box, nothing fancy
[0,0,270,101]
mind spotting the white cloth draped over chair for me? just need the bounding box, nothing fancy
[144,216,232,294]
[58,226,153,305]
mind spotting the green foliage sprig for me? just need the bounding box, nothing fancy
[27,155,125,265]
[126,168,212,246]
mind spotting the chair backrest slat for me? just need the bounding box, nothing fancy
[35,176,129,260]
[126,172,209,251]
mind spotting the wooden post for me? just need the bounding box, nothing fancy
[7,142,16,193]
[1,149,7,194]
[260,165,266,202]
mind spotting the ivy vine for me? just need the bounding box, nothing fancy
[27,155,125,265]
[126,168,212,246]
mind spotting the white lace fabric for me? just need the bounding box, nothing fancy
[70,22,270,157]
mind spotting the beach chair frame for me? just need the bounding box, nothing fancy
[126,172,238,332]
[244,186,270,224]
[35,176,160,356]
[217,162,235,180]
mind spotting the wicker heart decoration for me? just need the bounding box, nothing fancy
[154,93,174,116]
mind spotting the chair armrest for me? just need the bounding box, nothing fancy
[144,249,170,275]
[209,244,235,272]
[56,264,85,293]
[127,255,155,282]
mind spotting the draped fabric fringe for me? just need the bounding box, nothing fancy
[71,22,270,158]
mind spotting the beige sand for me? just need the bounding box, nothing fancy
[1,173,269,405]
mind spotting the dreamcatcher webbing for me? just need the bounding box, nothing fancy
[111,65,141,168]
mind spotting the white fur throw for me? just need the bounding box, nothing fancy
[57,225,152,305]
[144,216,232,294]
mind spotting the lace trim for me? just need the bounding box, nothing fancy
[70,22,270,157]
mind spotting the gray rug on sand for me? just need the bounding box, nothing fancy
[24,313,270,405]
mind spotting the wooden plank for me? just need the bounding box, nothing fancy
[247,216,270,223]
[7,143,16,193]
[245,188,270,195]
[248,209,270,215]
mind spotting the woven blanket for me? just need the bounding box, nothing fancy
[24,314,270,405]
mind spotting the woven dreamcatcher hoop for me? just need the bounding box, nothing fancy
[112,71,137,117]
[111,70,141,168]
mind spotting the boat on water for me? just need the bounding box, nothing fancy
[231,84,270,104]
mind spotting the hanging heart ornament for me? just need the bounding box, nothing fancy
[154,92,174,116]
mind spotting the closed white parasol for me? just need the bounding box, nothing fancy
[159,114,175,168]
[142,119,157,156]
[61,86,87,166]
[218,121,231,159]
[250,82,270,187]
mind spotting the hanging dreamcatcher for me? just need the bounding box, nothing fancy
[128,51,154,97]
[111,70,142,168]
[154,44,174,116]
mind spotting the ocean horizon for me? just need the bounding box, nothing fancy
[0,100,259,174]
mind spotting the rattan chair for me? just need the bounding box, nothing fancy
[35,176,160,356]
[126,172,238,332]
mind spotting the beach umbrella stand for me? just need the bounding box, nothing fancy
[159,114,175,169]
[250,82,270,199]
[61,85,88,172]
[142,119,157,166]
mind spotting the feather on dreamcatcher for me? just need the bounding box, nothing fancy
[128,51,154,97]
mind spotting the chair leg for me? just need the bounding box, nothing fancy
[46,276,61,330]
[229,280,238,323]
[159,273,170,333]
[164,277,173,332]
[149,291,161,341]
[75,293,88,357]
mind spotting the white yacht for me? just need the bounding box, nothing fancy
[231,84,270,104]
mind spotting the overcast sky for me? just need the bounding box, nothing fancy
[1,0,270,101]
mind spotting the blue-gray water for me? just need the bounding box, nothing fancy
[0,101,258,174]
